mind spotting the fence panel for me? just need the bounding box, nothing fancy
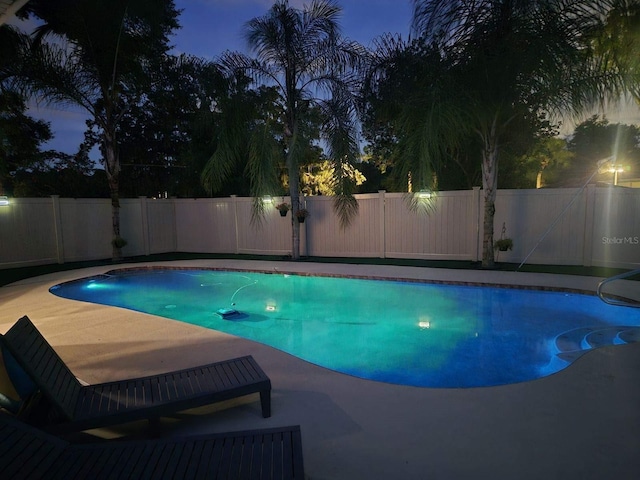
[305,194,382,258]
[144,199,176,254]
[384,191,476,260]
[0,198,58,267]
[590,187,640,268]
[237,197,290,255]
[174,198,237,253]
[58,198,112,262]
[118,199,145,257]
[494,189,587,266]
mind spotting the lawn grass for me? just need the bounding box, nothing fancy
[1,252,635,288]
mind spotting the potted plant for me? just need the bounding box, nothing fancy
[111,236,128,249]
[494,238,513,252]
[295,209,309,223]
[275,203,290,217]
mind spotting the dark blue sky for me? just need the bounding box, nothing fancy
[173,0,414,58]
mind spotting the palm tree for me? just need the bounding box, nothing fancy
[408,0,625,267]
[17,0,178,260]
[593,0,640,104]
[363,34,471,200]
[202,0,365,260]
[0,25,54,196]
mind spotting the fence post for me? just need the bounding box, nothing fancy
[379,190,386,258]
[231,195,239,254]
[582,184,596,267]
[472,187,481,262]
[300,195,308,257]
[138,196,150,256]
[51,195,65,264]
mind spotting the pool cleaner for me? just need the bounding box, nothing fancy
[216,307,240,319]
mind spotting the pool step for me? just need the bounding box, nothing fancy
[619,328,640,344]
[555,327,595,352]
[585,328,626,348]
[555,326,640,360]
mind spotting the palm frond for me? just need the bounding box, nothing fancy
[332,193,359,229]
[246,121,284,225]
[19,38,101,114]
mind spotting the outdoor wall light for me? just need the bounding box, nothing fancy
[262,195,273,204]
[0,196,9,206]
[416,189,432,199]
[606,164,626,185]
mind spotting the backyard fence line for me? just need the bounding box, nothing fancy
[0,186,638,270]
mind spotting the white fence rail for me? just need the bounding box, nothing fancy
[1,186,638,270]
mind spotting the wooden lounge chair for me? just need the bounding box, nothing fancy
[0,412,305,479]
[0,316,272,434]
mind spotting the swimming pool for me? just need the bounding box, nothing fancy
[50,268,640,388]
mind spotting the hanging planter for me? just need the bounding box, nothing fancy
[494,238,513,252]
[275,203,290,217]
[111,236,128,249]
[494,222,513,252]
[295,209,309,223]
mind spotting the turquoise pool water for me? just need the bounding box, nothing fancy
[49,268,640,388]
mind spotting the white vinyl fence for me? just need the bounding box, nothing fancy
[1,186,638,270]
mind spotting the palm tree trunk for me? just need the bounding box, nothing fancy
[481,129,499,268]
[103,129,122,261]
[287,148,301,260]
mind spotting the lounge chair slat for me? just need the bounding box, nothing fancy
[229,436,245,478]
[133,378,144,408]
[0,418,65,480]
[98,383,115,412]
[90,448,126,480]
[261,431,275,480]
[66,448,102,479]
[159,440,186,479]
[111,443,149,480]
[282,426,295,477]
[216,362,235,389]
[189,439,212,477]
[3,434,48,479]
[124,443,157,479]
[169,439,193,477]
[275,430,287,479]
[217,436,234,478]
[249,432,263,480]
[138,442,168,479]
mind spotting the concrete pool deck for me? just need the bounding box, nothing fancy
[1,259,639,479]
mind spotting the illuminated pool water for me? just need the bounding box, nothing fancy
[49,268,640,388]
